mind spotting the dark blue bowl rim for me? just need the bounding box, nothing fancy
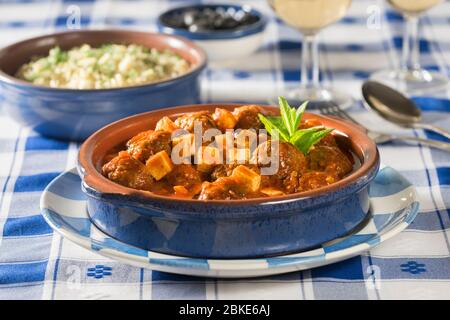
[0,29,207,92]
[78,104,381,210]
[157,4,268,40]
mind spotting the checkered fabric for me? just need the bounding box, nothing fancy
[0,0,449,300]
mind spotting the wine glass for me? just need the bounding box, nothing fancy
[268,0,353,108]
[370,0,448,94]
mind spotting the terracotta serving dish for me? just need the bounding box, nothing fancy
[78,104,380,259]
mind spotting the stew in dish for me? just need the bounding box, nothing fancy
[101,98,355,200]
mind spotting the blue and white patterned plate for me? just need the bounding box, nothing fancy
[40,166,419,278]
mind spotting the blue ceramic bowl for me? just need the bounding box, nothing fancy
[78,104,380,259]
[157,4,267,60]
[0,30,207,141]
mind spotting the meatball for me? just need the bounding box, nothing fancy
[198,176,263,200]
[174,111,217,134]
[210,163,259,181]
[126,130,171,163]
[210,164,235,180]
[102,151,154,191]
[261,174,284,190]
[255,141,307,182]
[308,145,353,178]
[212,108,237,132]
[300,119,337,147]
[277,142,307,179]
[298,171,337,192]
[233,105,268,129]
[198,177,241,200]
[165,164,203,191]
[282,171,301,194]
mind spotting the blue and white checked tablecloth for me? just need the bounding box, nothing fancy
[0,0,449,300]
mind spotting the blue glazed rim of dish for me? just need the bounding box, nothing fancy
[157,4,268,40]
[0,29,207,92]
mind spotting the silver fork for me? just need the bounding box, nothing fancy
[316,102,450,152]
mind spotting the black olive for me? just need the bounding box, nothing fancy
[164,6,260,32]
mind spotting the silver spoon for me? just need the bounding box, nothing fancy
[362,81,450,139]
[314,101,450,152]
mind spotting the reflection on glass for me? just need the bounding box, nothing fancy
[269,0,353,108]
[371,0,448,94]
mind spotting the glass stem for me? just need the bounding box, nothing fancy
[301,34,320,88]
[401,15,420,72]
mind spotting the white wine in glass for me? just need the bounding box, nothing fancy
[272,0,352,34]
[371,0,448,94]
[269,0,353,108]
[388,0,443,15]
